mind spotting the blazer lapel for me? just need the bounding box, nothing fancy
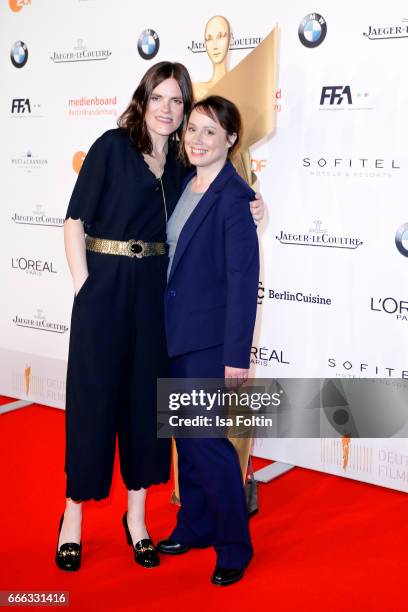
[168,161,235,285]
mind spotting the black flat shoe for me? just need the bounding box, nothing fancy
[55,515,82,572]
[156,537,190,555]
[211,566,245,586]
[122,513,159,568]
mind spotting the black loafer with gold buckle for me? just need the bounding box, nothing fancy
[55,515,82,572]
[122,512,160,568]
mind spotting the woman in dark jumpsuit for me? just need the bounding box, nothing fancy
[57,62,191,571]
[56,62,263,572]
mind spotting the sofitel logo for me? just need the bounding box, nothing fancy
[11,151,48,172]
[328,357,408,379]
[370,297,408,323]
[50,39,112,63]
[11,257,57,276]
[12,205,64,227]
[363,18,408,40]
[13,309,69,334]
[251,346,290,368]
[303,156,400,179]
[276,220,363,250]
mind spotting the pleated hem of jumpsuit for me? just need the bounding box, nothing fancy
[66,477,170,503]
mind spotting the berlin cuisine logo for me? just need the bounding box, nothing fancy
[137,29,160,59]
[257,281,332,307]
[275,220,363,250]
[298,13,327,48]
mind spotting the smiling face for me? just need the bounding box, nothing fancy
[184,107,236,173]
[205,15,230,65]
[144,77,184,139]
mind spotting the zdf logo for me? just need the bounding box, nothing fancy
[9,0,31,13]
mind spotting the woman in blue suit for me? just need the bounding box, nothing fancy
[158,96,259,586]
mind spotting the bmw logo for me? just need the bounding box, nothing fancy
[137,29,160,60]
[395,223,408,257]
[298,13,327,48]
[10,40,28,68]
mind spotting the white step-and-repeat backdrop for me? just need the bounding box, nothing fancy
[1,0,407,492]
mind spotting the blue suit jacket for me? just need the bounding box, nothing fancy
[165,160,260,369]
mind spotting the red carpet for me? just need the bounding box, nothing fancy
[0,402,406,611]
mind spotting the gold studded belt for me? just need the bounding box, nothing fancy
[85,236,167,259]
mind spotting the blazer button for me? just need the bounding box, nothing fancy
[169,290,176,297]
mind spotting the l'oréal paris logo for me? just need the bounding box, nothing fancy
[251,346,290,368]
[11,257,57,276]
[370,297,408,323]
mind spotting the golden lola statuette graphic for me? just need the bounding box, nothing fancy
[25,365,31,395]
[193,15,278,187]
[342,436,351,470]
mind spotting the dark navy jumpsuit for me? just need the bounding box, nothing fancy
[65,128,183,501]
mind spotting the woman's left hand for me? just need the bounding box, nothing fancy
[225,366,249,389]
[250,192,265,223]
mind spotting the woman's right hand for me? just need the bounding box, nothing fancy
[74,273,89,296]
[64,218,89,296]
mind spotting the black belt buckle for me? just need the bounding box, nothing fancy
[128,239,145,258]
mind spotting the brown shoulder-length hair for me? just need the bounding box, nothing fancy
[117,61,193,153]
[180,95,242,164]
